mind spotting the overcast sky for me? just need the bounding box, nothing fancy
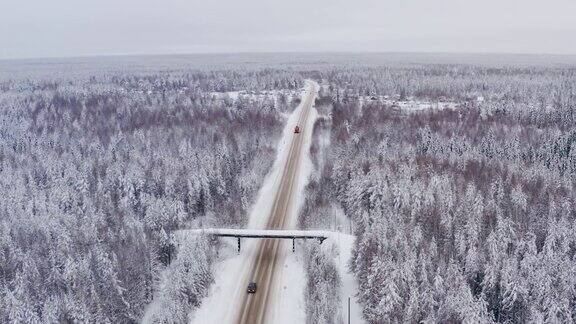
[1,0,576,59]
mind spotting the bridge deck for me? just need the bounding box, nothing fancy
[191,228,330,240]
[179,228,334,252]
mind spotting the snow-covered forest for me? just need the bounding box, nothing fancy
[302,61,576,322]
[0,58,302,322]
[1,54,575,323]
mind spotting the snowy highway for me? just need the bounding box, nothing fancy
[190,81,319,324]
[235,82,317,324]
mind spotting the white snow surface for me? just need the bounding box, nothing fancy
[189,80,319,324]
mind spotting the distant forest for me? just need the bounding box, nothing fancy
[1,54,575,323]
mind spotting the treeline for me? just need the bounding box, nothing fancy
[0,67,300,322]
[302,62,576,323]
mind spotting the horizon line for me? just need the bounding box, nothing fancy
[3,50,576,63]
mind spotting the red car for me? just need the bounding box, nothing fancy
[294,126,301,133]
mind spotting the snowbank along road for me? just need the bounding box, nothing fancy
[235,83,318,324]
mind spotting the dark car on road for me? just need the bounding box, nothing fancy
[247,282,257,294]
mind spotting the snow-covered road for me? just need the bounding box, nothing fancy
[190,80,319,324]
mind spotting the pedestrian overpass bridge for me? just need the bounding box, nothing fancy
[178,228,333,252]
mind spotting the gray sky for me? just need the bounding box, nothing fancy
[1,0,576,59]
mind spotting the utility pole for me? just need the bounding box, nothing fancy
[348,296,351,324]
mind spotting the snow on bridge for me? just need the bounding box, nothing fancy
[178,228,334,252]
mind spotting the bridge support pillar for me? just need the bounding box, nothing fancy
[237,237,241,253]
[292,238,295,253]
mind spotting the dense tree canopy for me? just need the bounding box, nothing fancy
[301,61,576,323]
[0,62,302,322]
